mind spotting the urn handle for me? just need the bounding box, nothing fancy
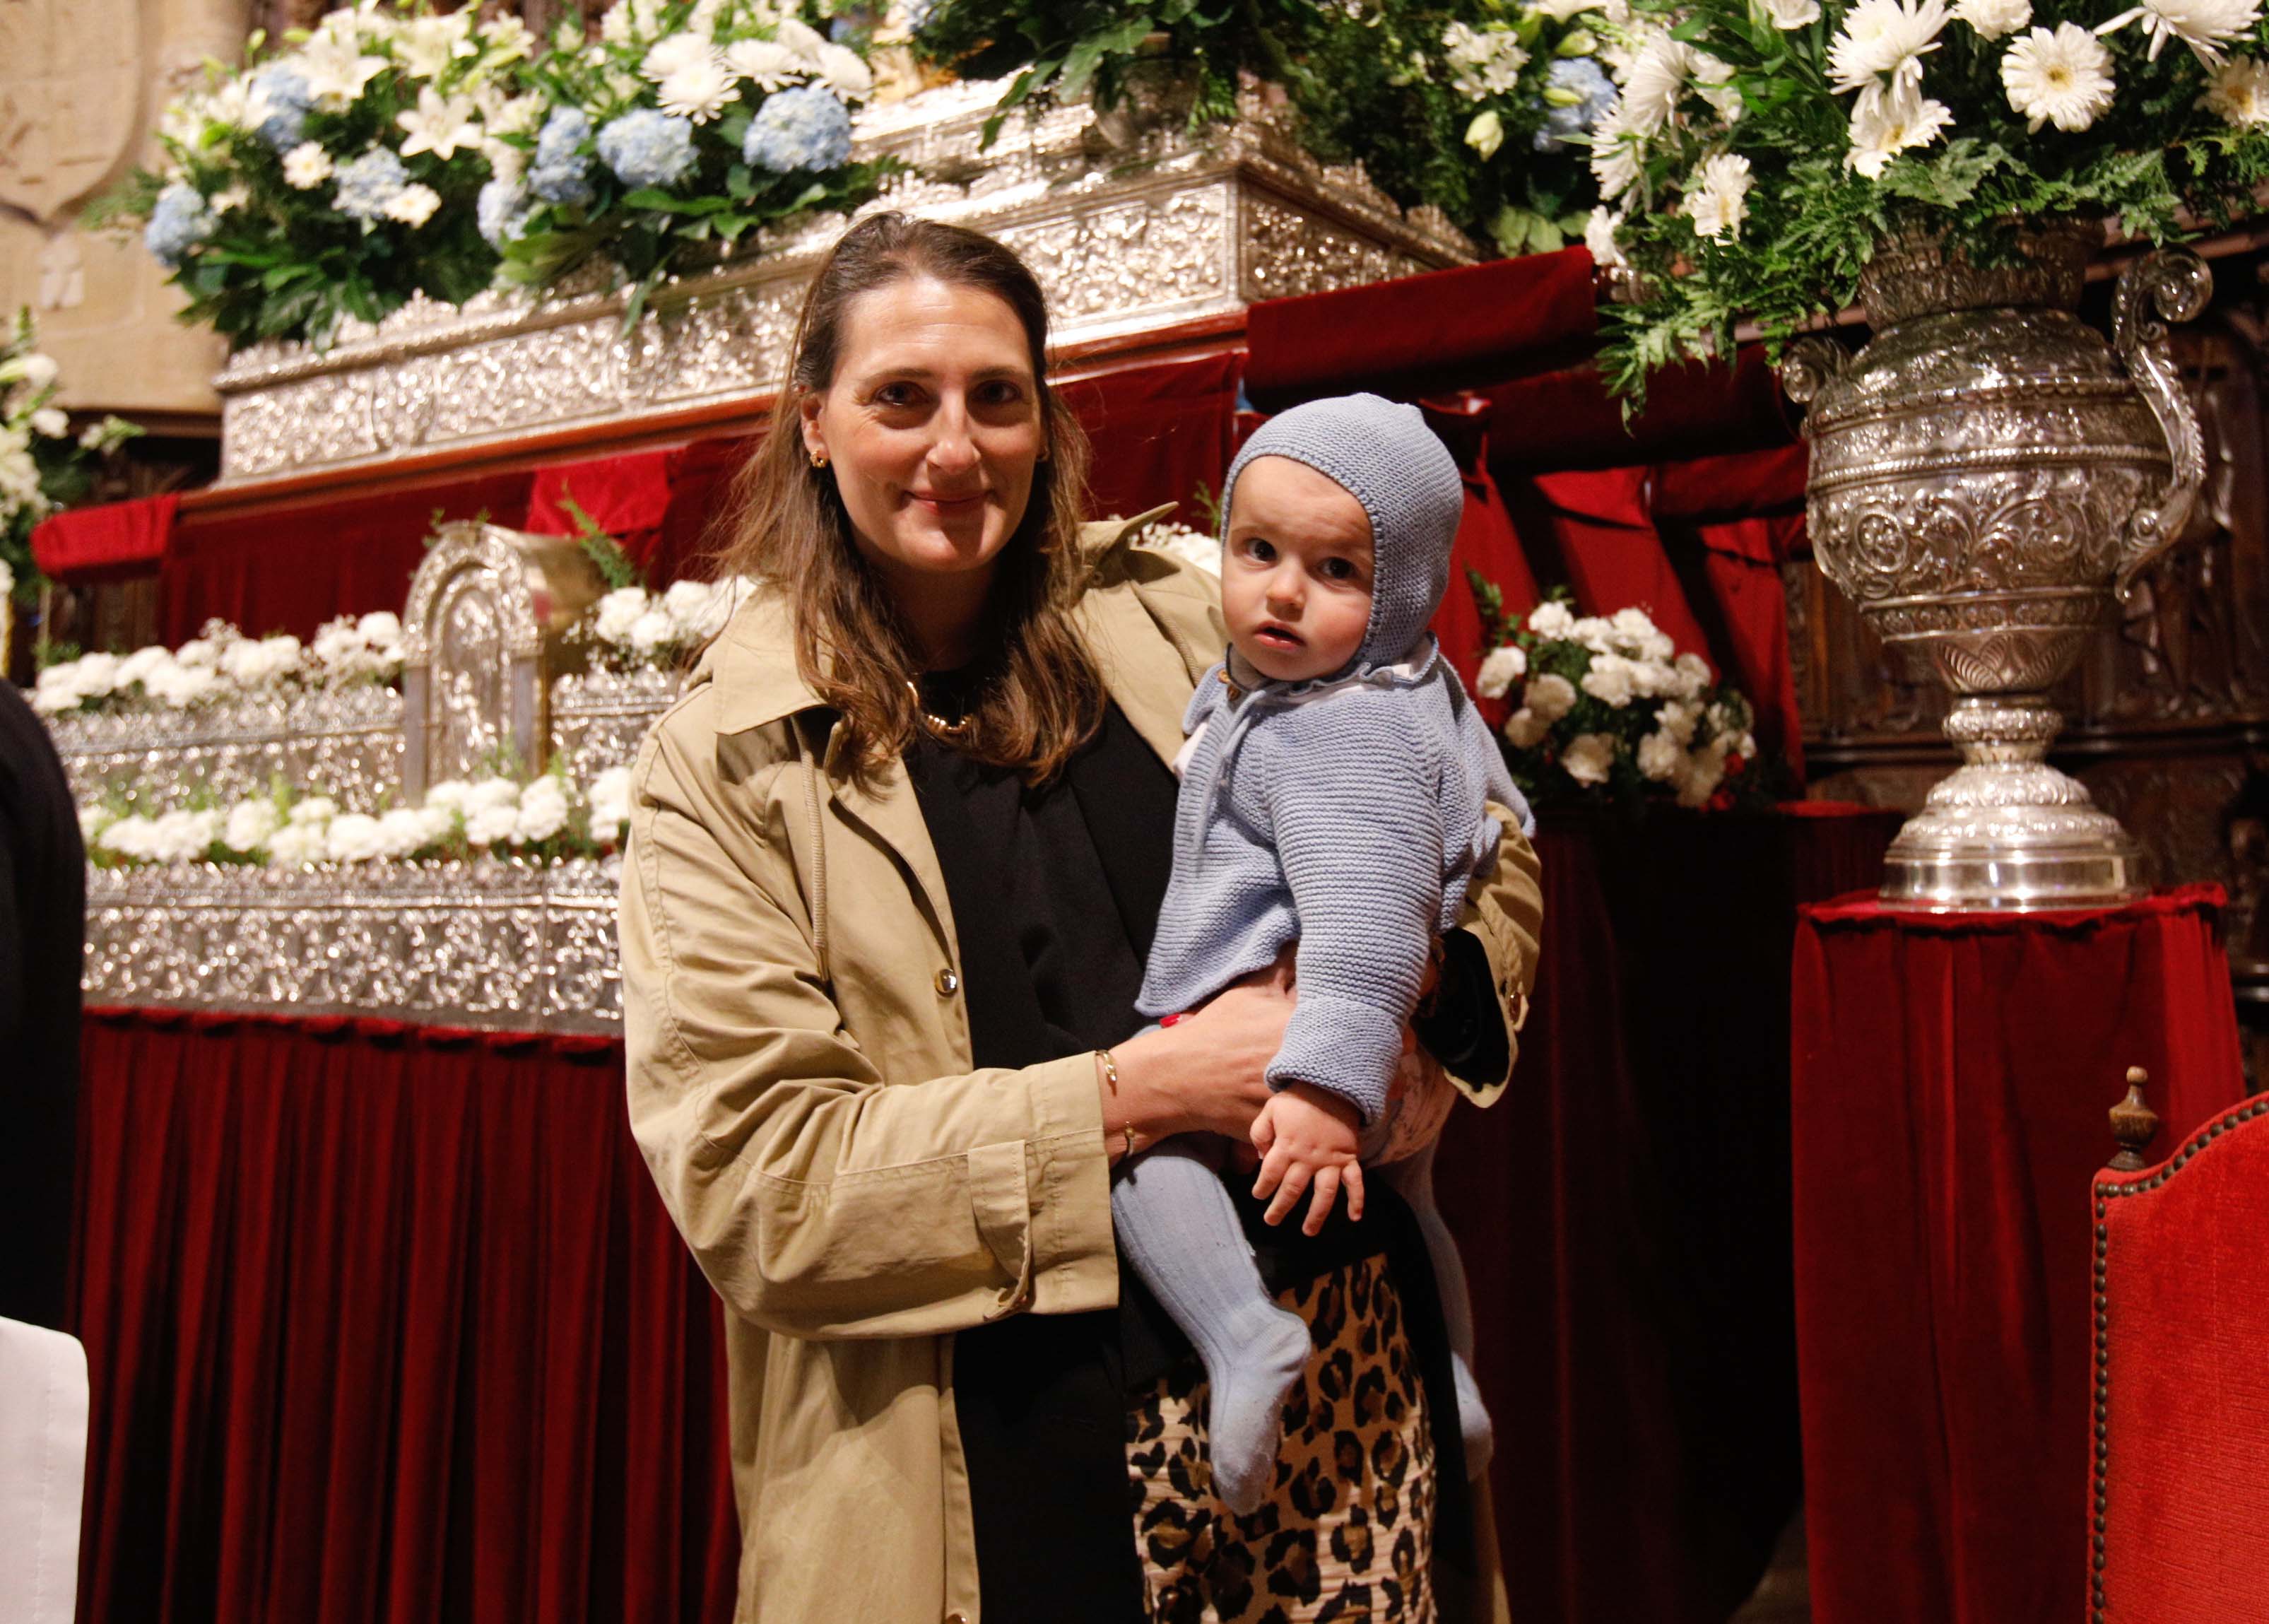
[2112,247,2211,596]
[1779,334,1849,407]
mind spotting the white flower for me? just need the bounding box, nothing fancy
[79,804,116,844]
[594,587,649,645]
[12,352,61,391]
[1954,0,2031,39]
[263,823,326,866]
[384,183,442,228]
[358,609,403,647]
[1502,707,1552,748]
[1466,109,1506,158]
[658,57,739,122]
[1584,206,1627,269]
[813,42,874,102]
[1562,733,1620,786]
[1581,655,1638,707]
[514,775,571,842]
[1656,699,1704,744]
[724,37,805,89]
[70,652,123,700]
[1476,645,1529,698]
[2096,0,2260,66]
[325,812,388,862]
[1621,35,1696,136]
[1528,600,1576,639]
[1589,109,1642,200]
[288,795,338,826]
[628,608,676,654]
[145,661,220,707]
[774,18,831,64]
[396,12,476,78]
[1443,22,1531,100]
[98,815,157,861]
[30,406,68,438]
[589,765,634,837]
[1760,0,1823,25]
[1637,729,1685,782]
[465,778,522,813]
[2001,23,2116,132]
[424,780,473,813]
[296,36,389,110]
[464,804,520,847]
[1846,77,1955,175]
[1528,671,1580,722]
[1829,0,1950,95]
[224,799,282,851]
[1569,614,1617,652]
[220,633,303,687]
[1670,652,1712,699]
[1676,740,1729,806]
[115,645,172,688]
[663,578,731,641]
[642,32,718,81]
[1535,0,1605,16]
[281,141,335,189]
[2201,54,2269,122]
[173,635,220,669]
[375,806,442,857]
[397,88,482,160]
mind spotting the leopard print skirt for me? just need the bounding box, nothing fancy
[1127,1254,1438,1623]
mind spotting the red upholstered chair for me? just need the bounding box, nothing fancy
[2091,1069,2269,1623]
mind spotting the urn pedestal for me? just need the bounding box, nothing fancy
[1784,225,2212,909]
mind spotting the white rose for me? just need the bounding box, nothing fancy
[1475,645,1528,699]
[1676,740,1728,808]
[1636,729,1685,782]
[423,779,474,813]
[1528,672,1579,722]
[79,804,116,844]
[464,804,519,847]
[594,587,649,645]
[589,765,633,837]
[145,663,221,707]
[154,809,223,864]
[1580,655,1637,708]
[356,611,401,643]
[1569,616,1617,654]
[312,618,361,667]
[1953,0,2030,39]
[1670,652,1712,699]
[376,806,439,858]
[1656,699,1703,745]
[627,608,675,654]
[266,823,330,866]
[30,407,69,439]
[173,637,220,670]
[512,775,570,842]
[1502,707,1552,748]
[288,795,337,826]
[71,652,122,699]
[116,645,172,687]
[325,813,387,862]
[99,816,157,859]
[1527,601,1576,639]
[224,799,282,851]
[1733,731,1758,760]
[1561,732,1620,786]
[464,778,521,813]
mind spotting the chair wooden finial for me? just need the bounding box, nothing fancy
[2109,1066,2161,1172]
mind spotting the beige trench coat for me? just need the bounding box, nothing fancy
[620,517,1544,1623]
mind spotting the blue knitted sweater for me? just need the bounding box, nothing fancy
[1133,396,1533,1124]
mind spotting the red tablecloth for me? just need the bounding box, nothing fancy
[1790,885,2250,1624]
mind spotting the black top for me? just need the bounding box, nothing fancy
[901,678,1487,1623]
[0,677,83,1330]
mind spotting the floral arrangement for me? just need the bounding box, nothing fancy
[491,0,890,323]
[80,762,634,871]
[1471,581,1763,808]
[31,613,405,717]
[1587,0,2269,401]
[1,309,139,601]
[582,572,754,669]
[1128,514,1222,574]
[102,0,889,346]
[906,1,1615,254]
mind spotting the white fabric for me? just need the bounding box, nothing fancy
[0,1318,88,1624]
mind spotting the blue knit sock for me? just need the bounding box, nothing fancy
[1112,1136,1313,1515]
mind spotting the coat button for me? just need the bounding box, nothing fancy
[945,1615,970,1624]
[935,968,960,996]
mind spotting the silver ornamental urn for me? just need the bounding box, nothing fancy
[1781,223,2211,909]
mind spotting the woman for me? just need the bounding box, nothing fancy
[620,213,1543,1623]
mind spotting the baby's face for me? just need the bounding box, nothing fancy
[1220,455,1374,683]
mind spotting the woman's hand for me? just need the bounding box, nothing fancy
[1104,952,1296,1150]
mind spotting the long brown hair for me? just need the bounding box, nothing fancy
[715,213,1102,782]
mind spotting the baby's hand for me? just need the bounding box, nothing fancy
[1251,1083,1366,1235]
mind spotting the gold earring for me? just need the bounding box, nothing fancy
[810,449,829,469]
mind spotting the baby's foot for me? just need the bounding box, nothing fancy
[1452,1351,1494,1479]
[1205,1310,1312,1516]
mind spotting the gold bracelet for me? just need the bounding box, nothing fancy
[1095,1049,1136,1161]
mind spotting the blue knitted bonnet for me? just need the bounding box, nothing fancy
[1220,392,1465,680]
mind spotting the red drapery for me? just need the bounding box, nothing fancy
[71,1010,737,1624]
[1789,888,2251,1624]
[32,494,181,581]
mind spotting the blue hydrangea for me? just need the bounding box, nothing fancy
[333,146,408,222]
[1533,57,1617,153]
[143,183,216,269]
[529,107,596,206]
[478,177,533,247]
[249,67,314,153]
[743,86,853,173]
[596,109,696,189]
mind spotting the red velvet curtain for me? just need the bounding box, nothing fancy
[1060,351,1244,525]
[1789,888,2251,1624]
[1437,804,1902,1624]
[71,1010,738,1624]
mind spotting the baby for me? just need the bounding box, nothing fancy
[1116,392,1532,1514]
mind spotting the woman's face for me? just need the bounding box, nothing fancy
[800,275,1046,599]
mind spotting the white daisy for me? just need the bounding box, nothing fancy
[2095,0,2261,66]
[384,182,442,228]
[281,141,334,189]
[2001,23,2116,132]
[1622,35,1696,136]
[724,37,805,90]
[1952,0,2032,40]
[642,31,718,83]
[1845,77,1955,175]
[1585,206,1628,269]
[2202,55,2269,123]
[656,57,738,122]
[1682,152,1752,240]
[1829,0,1950,95]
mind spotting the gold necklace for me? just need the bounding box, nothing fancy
[907,678,975,741]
